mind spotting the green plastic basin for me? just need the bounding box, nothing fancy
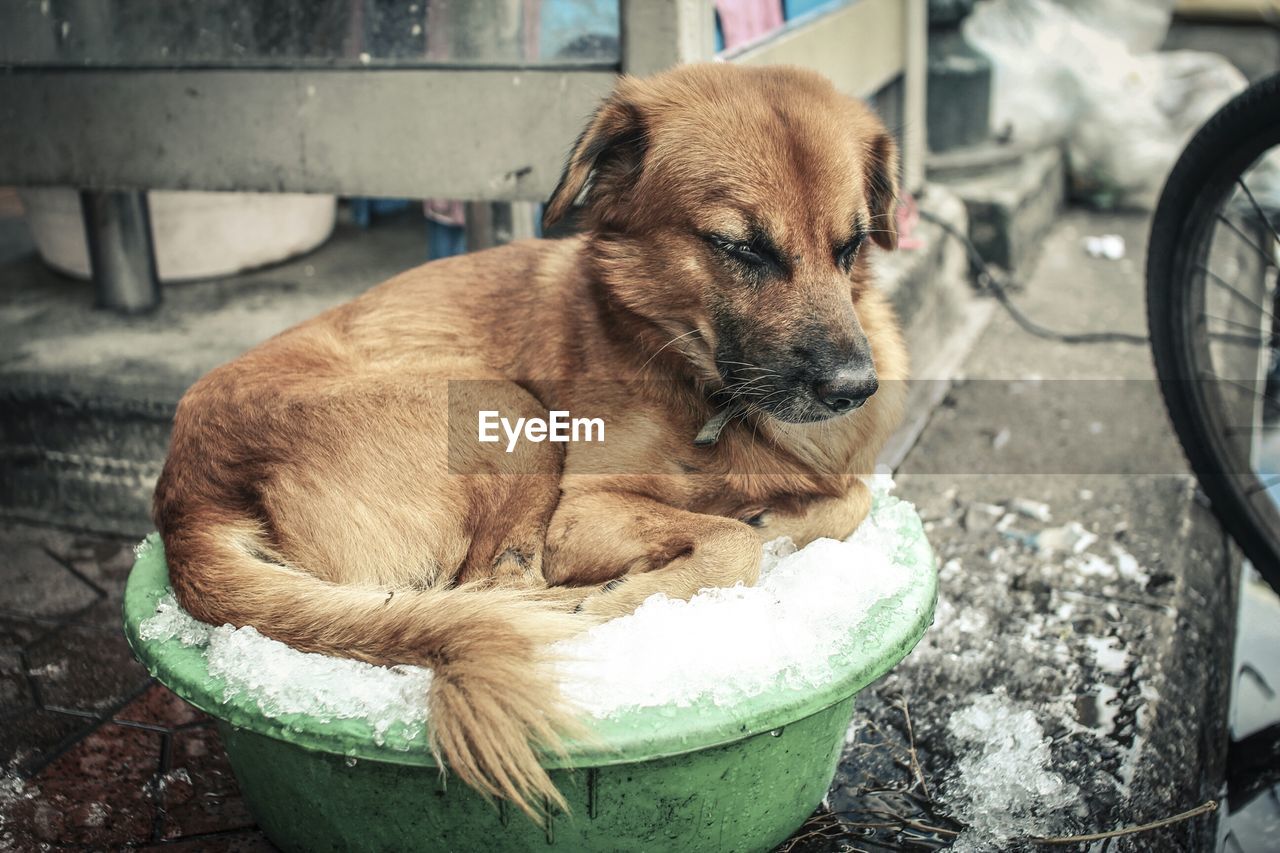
[123,501,936,853]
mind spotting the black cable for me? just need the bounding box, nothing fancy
[918,208,1150,346]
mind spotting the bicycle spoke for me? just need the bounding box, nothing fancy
[1247,474,1280,496]
[1238,176,1280,248]
[1208,331,1268,347]
[1210,373,1280,409]
[1195,262,1277,323]
[1216,212,1279,269]
[1201,311,1269,337]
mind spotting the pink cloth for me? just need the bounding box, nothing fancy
[896,193,922,251]
[423,199,467,227]
[715,0,784,51]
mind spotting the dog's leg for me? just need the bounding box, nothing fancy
[747,480,872,549]
[544,492,763,619]
[447,380,566,587]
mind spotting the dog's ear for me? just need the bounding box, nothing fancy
[863,131,900,251]
[543,83,648,231]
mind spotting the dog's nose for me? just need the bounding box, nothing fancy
[814,367,878,413]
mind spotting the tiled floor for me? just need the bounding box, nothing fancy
[0,521,273,851]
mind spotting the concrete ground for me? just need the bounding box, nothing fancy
[0,204,1241,850]
[799,210,1236,850]
[0,521,271,850]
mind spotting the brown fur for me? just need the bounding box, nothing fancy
[153,63,908,818]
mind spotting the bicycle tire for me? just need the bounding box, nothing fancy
[1147,71,1280,586]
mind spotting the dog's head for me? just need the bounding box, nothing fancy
[545,64,900,424]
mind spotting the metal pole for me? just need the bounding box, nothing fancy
[902,0,929,194]
[79,190,161,313]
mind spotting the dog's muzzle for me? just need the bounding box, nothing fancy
[813,365,878,414]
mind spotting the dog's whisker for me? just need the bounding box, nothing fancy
[639,329,702,376]
[710,378,766,401]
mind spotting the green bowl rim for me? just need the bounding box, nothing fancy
[122,497,937,769]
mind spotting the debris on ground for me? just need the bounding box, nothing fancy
[1031,521,1099,555]
[1083,234,1126,259]
[812,484,1194,849]
[962,502,1005,533]
[1009,498,1052,523]
[0,771,35,851]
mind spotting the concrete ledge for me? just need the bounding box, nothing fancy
[877,184,993,469]
[929,142,1068,276]
[0,213,426,535]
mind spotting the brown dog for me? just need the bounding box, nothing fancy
[153,63,907,817]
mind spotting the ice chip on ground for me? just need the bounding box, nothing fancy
[1085,635,1129,674]
[1009,498,1052,522]
[1065,543,1148,587]
[1109,543,1149,585]
[0,771,34,847]
[962,502,1004,533]
[137,495,928,730]
[1070,552,1116,578]
[1035,521,1097,555]
[943,693,1080,850]
[1091,683,1121,733]
[81,801,109,827]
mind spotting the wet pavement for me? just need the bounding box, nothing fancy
[0,520,271,851]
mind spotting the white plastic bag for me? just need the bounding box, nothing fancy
[1069,50,1247,207]
[962,0,1090,147]
[963,0,1246,207]
[1065,0,1176,53]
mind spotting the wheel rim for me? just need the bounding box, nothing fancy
[1167,136,1280,576]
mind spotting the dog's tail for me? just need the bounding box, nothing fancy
[161,514,583,819]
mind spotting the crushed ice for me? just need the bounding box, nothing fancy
[558,494,925,715]
[138,486,928,733]
[849,492,1160,846]
[943,692,1081,851]
[142,594,432,746]
[0,770,33,851]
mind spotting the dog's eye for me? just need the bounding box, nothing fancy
[835,233,866,271]
[709,236,769,268]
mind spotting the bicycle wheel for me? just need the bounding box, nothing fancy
[1147,71,1280,589]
